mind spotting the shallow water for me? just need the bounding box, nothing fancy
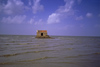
[0,35,100,67]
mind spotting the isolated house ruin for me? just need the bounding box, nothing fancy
[35,30,50,38]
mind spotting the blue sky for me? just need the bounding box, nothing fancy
[0,0,100,36]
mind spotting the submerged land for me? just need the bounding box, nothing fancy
[0,35,100,67]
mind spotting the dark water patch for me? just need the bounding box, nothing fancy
[18,42,35,45]
[65,56,78,58]
[94,52,100,55]
[0,37,9,40]
[10,41,16,43]
[33,50,54,53]
[1,43,15,45]
[62,48,74,50]
[0,62,14,65]
[21,47,37,50]
[10,47,38,51]
[65,54,91,58]
[64,55,86,58]
[20,50,54,54]
[19,57,56,62]
[5,44,10,45]
[0,62,26,65]
[68,43,74,45]
[0,51,35,57]
[48,45,62,48]
[65,52,100,59]
[0,53,20,57]
[18,43,28,45]
[0,49,55,57]
[78,52,100,56]
[34,44,40,47]
[50,62,75,64]
[15,45,32,48]
[67,48,74,50]
[0,52,32,57]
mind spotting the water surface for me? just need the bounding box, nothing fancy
[0,35,100,67]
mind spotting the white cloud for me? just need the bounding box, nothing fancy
[3,0,24,15]
[32,0,44,14]
[57,0,74,14]
[1,15,26,24]
[86,13,93,18]
[28,18,34,24]
[76,16,83,20]
[0,0,44,15]
[28,17,43,25]
[47,13,60,24]
[0,0,44,25]
[47,0,74,24]
[34,19,43,25]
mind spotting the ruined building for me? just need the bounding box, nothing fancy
[35,30,50,38]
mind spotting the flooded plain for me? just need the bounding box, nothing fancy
[0,35,100,67]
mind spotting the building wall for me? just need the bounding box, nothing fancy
[36,30,50,38]
[37,32,47,36]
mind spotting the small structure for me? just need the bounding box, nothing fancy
[35,30,50,38]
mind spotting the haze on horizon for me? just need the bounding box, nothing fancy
[0,0,100,36]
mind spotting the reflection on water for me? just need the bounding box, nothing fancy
[0,35,100,67]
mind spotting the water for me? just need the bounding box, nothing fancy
[0,35,100,67]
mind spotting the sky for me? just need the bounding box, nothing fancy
[0,0,100,36]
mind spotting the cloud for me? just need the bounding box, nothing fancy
[1,15,26,24]
[86,13,93,18]
[28,17,43,25]
[47,13,60,24]
[0,0,44,15]
[2,0,25,15]
[32,0,44,14]
[47,0,74,24]
[28,18,34,24]
[34,19,43,25]
[76,16,83,20]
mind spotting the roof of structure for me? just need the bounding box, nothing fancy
[37,30,47,33]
